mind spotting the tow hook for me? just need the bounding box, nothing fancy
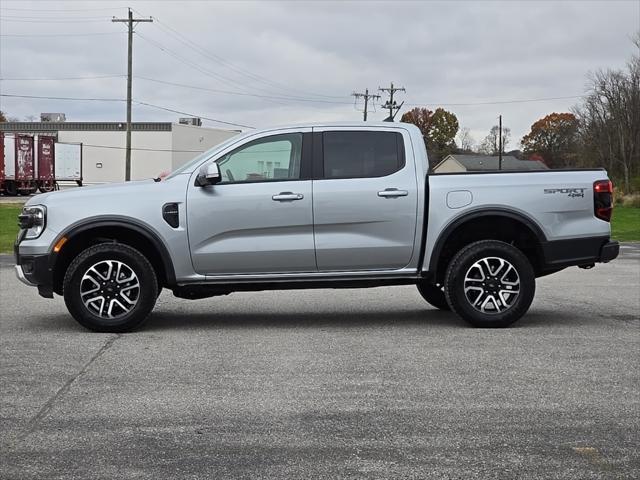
[579,263,595,269]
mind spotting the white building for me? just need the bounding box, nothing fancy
[0,121,240,183]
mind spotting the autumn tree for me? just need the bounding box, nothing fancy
[0,111,6,122]
[479,125,511,155]
[400,107,433,138]
[400,107,459,165]
[520,113,579,168]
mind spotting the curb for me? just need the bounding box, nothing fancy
[0,254,14,266]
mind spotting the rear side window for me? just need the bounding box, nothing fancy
[322,131,405,179]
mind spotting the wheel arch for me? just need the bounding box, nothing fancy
[428,208,548,283]
[51,216,176,295]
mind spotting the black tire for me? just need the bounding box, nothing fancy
[63,243,158,332]
[39,181,55,193]
[416,282,450,310]
[4,181,17,196]
[443,240,535,328]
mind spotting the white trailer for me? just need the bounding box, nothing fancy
[54,142,83,184]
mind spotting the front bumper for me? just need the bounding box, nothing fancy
[15,265,36,286]
[14,230,55,298]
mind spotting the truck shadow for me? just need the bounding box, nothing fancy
[31,308,467,332]
[143,308,596,331]
[28,307,603,333]
[144,308,467,331]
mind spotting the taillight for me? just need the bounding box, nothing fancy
[593,180,613,222]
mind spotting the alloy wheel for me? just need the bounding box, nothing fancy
[80,260,140,319]
[463,256,520,314]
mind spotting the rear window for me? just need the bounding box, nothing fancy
[322,131,404,179]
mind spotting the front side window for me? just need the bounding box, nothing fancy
[322,131,404,179]
[216,133,302,183]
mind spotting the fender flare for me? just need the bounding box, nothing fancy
[427,207,548,274]
[51,215,177,286]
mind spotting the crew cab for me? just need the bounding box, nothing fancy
[14,122,619,332]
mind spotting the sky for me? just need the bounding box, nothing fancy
[1,0,638,150]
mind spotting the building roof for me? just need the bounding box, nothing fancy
[438,154,548,171]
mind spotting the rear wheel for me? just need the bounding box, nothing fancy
[444,240,535,328]
[416,282,450,310]
[63,243,158,332]
[39,181,56,193]
[4,181,17,196]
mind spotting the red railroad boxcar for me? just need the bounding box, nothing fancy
[37,136,56,192]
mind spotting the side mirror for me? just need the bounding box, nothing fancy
[195,163,221,187]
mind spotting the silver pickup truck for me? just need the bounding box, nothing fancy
[14,122,619,332]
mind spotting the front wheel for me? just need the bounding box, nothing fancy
[63,243,158,332]
[443,240,535,328]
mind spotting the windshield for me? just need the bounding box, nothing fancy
[164,132,243,180]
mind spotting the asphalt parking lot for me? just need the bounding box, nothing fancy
[1,247,638,479]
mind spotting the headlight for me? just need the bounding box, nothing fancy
[18,205,47,239]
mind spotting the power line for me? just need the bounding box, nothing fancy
[0,31,124,37]
[1,93,125,102]
[136,34,348,106]
[404,95,585,107]
[134,101,253,129]
[0,75,125,81]
[135,33,291,108]
[0,6,128,12]
[0,17,107,23]
[81,144,206,153]
[0,91,587,109]
[135,33,291,107]
[0,93,251,129]
[147,15,347,101]
[136,76,352,104]
[135,33,253,93]
[0,14,110,20]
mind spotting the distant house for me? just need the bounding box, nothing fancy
[433,154,548,173]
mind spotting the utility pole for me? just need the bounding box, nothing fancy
[379,82,405,121]
[352,89,380,121]
[498,114,503,170]
[112,9,152,181]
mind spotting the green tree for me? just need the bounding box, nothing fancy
[430,108,459,159]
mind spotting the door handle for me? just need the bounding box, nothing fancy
[377,188,408,198]
[272,192,304,201]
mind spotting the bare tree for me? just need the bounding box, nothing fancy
[479,125,511,155]
[574,33,639,192]
[457,127,475,152]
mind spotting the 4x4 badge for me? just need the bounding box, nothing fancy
[544,188,585,198]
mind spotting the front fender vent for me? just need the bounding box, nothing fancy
[162,203,180,228]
